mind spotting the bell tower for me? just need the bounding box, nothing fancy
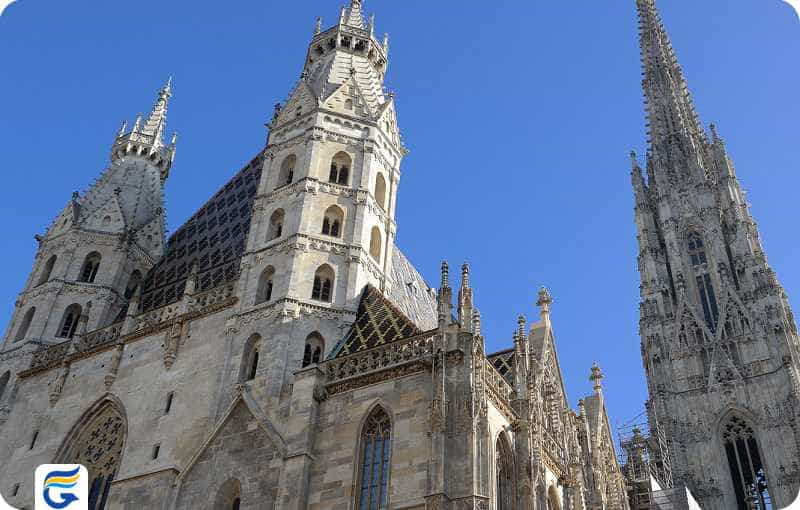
[1,79,176,352]
[236,0,405,371]
[631,1,800,508]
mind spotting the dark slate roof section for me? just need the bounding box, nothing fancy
[139,151,265,312]
[387,247,438,331]
[488,348,515,384]
[330,284,424,358]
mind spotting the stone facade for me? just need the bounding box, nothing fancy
[0,2,630,509]
[631,1,800,509]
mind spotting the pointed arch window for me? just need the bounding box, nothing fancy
[722,415,771,510]
[374,174,387,211]
[256,266,275,304]
[279,154,297,188]
[58,400,125,510]
[357,406,392,510]
[240,334,262,382]
[312,265,334,302]
[321,205,344,238]
[79,252,102,283]
[14,307,35,343]
[302,332,325,367]
[687,232,707,266]
[369,227,382,263]
[268,209,285,241]
[58,304,82,339]
[496,434,515,510]
[329,152,351,186]
[214,479,242,510]
[38,255,57,286]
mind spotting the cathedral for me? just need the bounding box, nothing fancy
[628,0,800,509]
[0,1,630,509]
[0,0,796,510]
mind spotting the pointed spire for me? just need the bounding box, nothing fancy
[343,0,366,28]
[315,16,322,35]
[438,261,453,327]
[458,263,474,331]
[383,33,390,54]
[637,0,704,152]
[140,77,173,147]
[117,120,128,138]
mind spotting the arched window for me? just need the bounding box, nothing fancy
[213,479,242,510]
[722,415,771,510]
[58,399,126,510]
[14,307,35,343]
[240,334,262,382]
[79,252,102,283]
[124,270,142,300]
[0,371,10,402]
[279,154,296,188]
[268,209,285,241]
[547,487,561,510]
[688,232,707,266]
[374,174,387,210]
[256,266,275,304]
[321,205,344,238]
[496,433,515,510]
[311,265,334,302]
[38,255,57,286]
[302,332,325,367]
[357,406,392,510]
[329,152,351,186]
[369,227,382,263]
[58,304,82,339]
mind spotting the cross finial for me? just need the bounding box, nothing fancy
[536,286,553,319]
[590,361,604,392]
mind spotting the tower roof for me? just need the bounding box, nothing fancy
[139,77,172,148]
[636,0,705,152]
[342,0,366,29]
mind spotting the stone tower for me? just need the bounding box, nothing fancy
[233,0,405,373]
[631,1,800,508]
[1,80,175,353]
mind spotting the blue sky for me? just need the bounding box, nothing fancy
[1,0,798,434]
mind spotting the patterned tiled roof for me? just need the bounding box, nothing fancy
[139,152,264,312]
[387,248,438,331]
[489,348,515,384]
[330,285,423,358]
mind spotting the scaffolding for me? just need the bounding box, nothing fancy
[618,413,674,510]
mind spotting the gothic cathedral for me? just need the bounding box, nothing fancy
[0,2,631,510]
[632,0,800,509]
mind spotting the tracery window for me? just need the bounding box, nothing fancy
[722,415,771,510]
[329,152,351,185]
[687,232,707,266]
[58,304,82,339]
[302,332,325,367]
[321,205,344,238]
[496,434,515,510]
[357,406,392,510]
[59,401,125,510]
[79,252,102,283]
[312,265,334,302]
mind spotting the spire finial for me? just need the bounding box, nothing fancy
[140,78,173,146]
[315,16,322,35]
[590,361,604,393]
[117,120,128,138]
[536,286,553,319]
[473,309,482,337]
[343,0,366,28]
[441,261,450,289]
[516,315,527,339]
[630,150,640,170]
[383,33,390,53]
[461,263,470,287]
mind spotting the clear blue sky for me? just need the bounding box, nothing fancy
[1,0,798,434]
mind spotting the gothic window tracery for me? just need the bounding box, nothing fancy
[722,415,771,510]
[321,205,344,238]
[357,406,392,510]
[302,332,325,367]
[312,265,334,302]
[59,401,125,510]
[687,233,718,330]
[329,152,351,185]
[687,232,707,266]
[79,252,102,283]
[58,304,82,339]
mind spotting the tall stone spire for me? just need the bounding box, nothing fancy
[637,0,705,154]
[140,77,172,147]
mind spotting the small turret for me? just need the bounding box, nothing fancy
[457,263,473,331]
